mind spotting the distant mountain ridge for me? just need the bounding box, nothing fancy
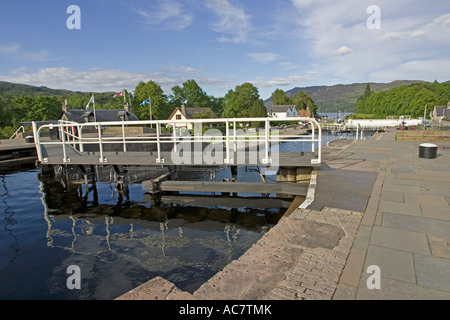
[265,80,430,113]
[0,81,79,97]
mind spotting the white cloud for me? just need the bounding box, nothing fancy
[0,43,21,54]
[246,52,281,64]
[204,0,252,43]
[291,0,314,9]
[378,31,427,42]
[131,0,193,31]
[249,72,317,88]
[285,0,450,84]
[329,46,353,56]
[430,12,450,27]
[370,59,450,82]
[0,66,230,95]
[278,62,299,71]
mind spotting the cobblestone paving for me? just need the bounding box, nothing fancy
[263,207,362,300]
[193,206,362,300]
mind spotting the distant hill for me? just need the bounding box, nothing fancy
[0,81,122,109]
[264,80,427,113]
[0,81,78,97]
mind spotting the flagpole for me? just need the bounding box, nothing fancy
[149,97,152,129]
[93,94,97,122]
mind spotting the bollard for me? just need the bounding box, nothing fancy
[419,143,437,159]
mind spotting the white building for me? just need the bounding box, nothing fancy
[167,104,217,130]
[267,105,298,118]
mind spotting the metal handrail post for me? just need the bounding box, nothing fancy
[173,125,177,153]
[311,120,315,152]
[60,122,68,163]
[121,121,127,153]
[32,122,43,162]
[317,121,322,164]
[264,118,270,164]
[233,120,237,152]
[98,124,104,163]
[156,122,163,163]
[78,125,84,152]
[225,119,231,164]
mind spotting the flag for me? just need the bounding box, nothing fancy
[85,94,94,109]
[113,90,124,98]
[140,98,151,106]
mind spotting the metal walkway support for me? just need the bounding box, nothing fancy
[32,117,322,168]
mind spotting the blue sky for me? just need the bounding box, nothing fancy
[0,0,449,100]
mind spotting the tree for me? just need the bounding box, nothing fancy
[169,79,211,109]
[134,80,170,120]
[210,96,225,118]
[292,90,317,115]
[0,96,14,128]
[357,82,450,117]
[222,82,260,118]
[271,89,292,105]
[193,108,216,119]
[26,96,62,121]
[249,99,268,127]
[356,83,373,113]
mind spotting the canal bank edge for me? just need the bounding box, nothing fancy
[116,138,363,300]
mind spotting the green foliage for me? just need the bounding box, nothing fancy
[170,79,210,108]
[278,80,425,113]
[193,108,216,119]
[209,96,225,117]
[270,89,318,115]
[0,95,63,138]
[356,84,374,113]
[134,80,171,120]
[292,90,317,115]
[356,82,450,118]
[222,83,260,118]
[168,79,222,118]
[249,99,268,127]
[271,89,290,105]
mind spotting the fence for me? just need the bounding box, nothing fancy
[32,117,322,166]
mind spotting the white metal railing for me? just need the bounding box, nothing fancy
[9,126,25,140]
[32,117,322,165]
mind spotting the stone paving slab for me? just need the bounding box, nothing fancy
[335,130,450,300]
[414,254,450,292]
[382,212,450,238]
[354,277,450,300]
[115,276,197,300]
[370,226,431,255]
[364,245,416,284]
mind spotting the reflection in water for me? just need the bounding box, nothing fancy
[1,175,19,264]
[35,166,285,297]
